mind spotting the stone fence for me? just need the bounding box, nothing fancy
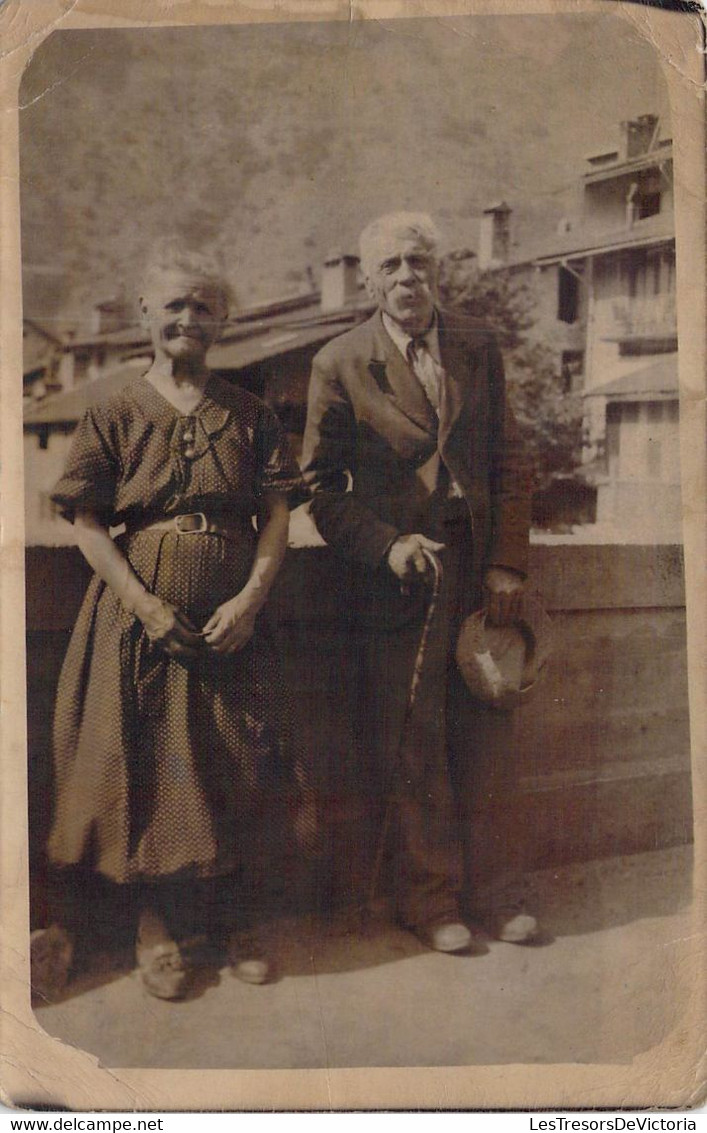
[25,542,692,925]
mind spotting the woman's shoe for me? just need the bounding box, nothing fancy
[227,932,271,985]
[136,908,195,1000]
[136,939,191,1000]
[30,924,74,1003]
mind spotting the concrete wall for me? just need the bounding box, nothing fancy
[23,431,77,547]
[586,249,676,397]
[509,262,586,371]
[25,542,692,924]
[583,169,674,232]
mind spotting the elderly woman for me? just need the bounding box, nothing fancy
[32,244,310,1000]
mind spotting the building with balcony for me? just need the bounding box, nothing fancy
[489,113,678,541]
[24,115,679,543]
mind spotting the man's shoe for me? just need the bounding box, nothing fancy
[227,932,272,984]
[414,919,473,953]
[489,911,540,944]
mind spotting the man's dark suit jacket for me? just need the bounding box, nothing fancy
[301,307,531,618]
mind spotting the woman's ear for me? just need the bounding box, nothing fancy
[138,296,150,328]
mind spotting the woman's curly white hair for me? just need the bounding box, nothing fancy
[139,238,233,317]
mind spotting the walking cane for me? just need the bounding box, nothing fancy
[366,547,444,913]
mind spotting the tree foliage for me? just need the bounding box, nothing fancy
[439,258,584,491]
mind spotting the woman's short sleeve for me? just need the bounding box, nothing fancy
[257,406,308,509]
[51,407,120,524]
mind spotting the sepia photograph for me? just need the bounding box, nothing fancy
[1,0,705,1112]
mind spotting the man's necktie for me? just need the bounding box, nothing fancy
[408,334,465,500]
[407,336,441,414]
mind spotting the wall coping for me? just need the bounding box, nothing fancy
[24,541,685,633]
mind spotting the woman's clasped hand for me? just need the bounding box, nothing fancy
[201,593,259,654]
[135,593,203,657]
[135,591,259,657]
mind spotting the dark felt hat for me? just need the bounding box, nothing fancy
[456,590,553,711]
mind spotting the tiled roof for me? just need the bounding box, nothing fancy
[584,356,678,400]
[582,141,672,185]
[23,359,149,425]
[23,317,64,347]
[23,305,372,426]
[60,291,356,350]
[65,326,151,350]
[506,213,674,270]
[208,310,370,371]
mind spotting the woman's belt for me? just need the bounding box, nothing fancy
[127,512,247,541]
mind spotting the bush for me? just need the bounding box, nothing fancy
[439,259,584,492]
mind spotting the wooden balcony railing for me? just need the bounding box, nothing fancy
[597,292,677,343]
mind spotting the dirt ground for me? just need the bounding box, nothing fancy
[33,845,694,1070]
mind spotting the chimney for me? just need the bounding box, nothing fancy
[477,202,511,271]
[620,114,659,160]
[92,291,132,335]
[321,249,361,312]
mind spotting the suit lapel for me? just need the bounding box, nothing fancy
[368,312,438,437]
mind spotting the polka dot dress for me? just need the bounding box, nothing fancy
[49,375,307,884]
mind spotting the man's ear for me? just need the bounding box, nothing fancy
[138,297,150,328]
[362,273,378,302]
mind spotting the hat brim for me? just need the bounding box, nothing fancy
[456,592,552,709]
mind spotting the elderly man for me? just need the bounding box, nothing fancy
[301,212,536,952]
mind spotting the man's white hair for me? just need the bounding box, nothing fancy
[359,212,442,278]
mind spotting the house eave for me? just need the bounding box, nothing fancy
[532,229,675,268]
[582,146,672,186]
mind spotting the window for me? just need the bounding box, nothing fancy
[561,350,584,393]
[627,169,662,224]
[647,250,662,295]
[557,266,579,323]
[606,402,621,469]
[617,246,677,355]
[73,352,90,382]
[637,190,661,221]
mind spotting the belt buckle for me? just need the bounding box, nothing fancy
[174,512,207,534]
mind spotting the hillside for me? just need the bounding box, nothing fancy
[19,12,669,334]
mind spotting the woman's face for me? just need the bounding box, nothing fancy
[140,271,227,363]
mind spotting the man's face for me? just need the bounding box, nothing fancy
[140,271,227,363]
[364,233,438,334]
